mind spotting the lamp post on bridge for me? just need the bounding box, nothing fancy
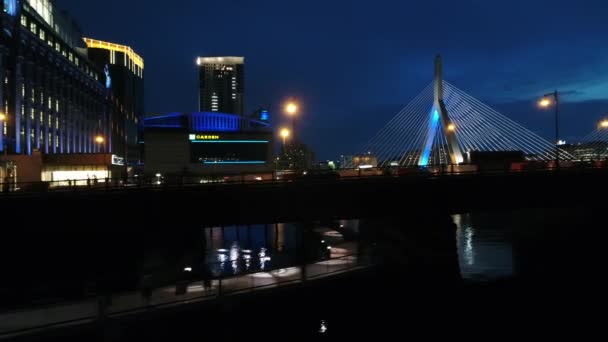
[539,90,560,169]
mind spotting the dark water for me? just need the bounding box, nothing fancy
[4,208,608,340]
[454,213,514,281]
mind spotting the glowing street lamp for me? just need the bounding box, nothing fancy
[447,123,456,132]
[0,113,6,121]
[285,102,298,116]
[599,119,608,129]
[538,98,552,108]
[285,99,299,142]
[95,135,105,153]
[538,90,560,169]
[280,128,290,147]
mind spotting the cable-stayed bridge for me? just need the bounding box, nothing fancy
[361,56,573,168]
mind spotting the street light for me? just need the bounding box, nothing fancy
[0,113,6,121]
[280,128,290,146]
[285,102,298,116]
[285,99,298,142]
[599,119,608,129]
[95,135,105,154]
[447,123,456,132]
[538,90,560,169]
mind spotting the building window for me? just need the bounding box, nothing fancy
[30,22,37,34]
[39,30,45,41]
[20,15,26,27]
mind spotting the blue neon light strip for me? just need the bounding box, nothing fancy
[192,140,269,143]
[203,161,266,165]
[419,109,440,167]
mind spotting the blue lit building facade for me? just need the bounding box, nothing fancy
[144,112,274,177]
[0,1,140,184]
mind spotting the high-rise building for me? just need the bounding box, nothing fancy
[0,1,140,185]
[85,38,144,166]
[197,57,244,116]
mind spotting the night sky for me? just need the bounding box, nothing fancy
[56,0,608,160]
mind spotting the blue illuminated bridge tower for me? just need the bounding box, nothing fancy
[360,56,573,168]
[420,56,464,166]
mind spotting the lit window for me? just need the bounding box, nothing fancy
[20,15,26,26]
[39,30,45,40]
[30,22,36,34]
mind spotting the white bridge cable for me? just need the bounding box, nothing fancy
[360,83,433,158]
[376,90,434,166]
[444,88,506,152]
[372,86,434,166]
[358,79,576,167]
[363,88,431,165]
[395,105,436,167]
[400,101,448,167]
[444,82,573,160]
[446,88,526,153]
[446,82,573,160]
[579,128,608,159]
[445,83,555,155]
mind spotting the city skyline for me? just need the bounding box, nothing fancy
[55,0,608,159]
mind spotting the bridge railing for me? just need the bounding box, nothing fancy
[0,252,374,338]
[1,162,608,196]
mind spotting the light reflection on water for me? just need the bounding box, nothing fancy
[454,213,514,281]
[202,221,359,278]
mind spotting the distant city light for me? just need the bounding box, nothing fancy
[184,267,192,272]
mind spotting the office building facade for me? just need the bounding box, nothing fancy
[197,57,244,115]
[0,1,139,184]
[85,38,144,166]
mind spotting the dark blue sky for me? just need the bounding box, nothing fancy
[56,0,608,159]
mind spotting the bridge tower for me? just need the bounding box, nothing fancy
[419,55,464,166]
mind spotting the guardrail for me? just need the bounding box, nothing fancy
[0,253,374,338]
[1,163,608,196]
